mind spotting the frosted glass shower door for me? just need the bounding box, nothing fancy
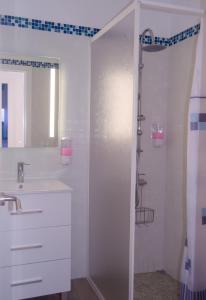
[89,2,139,300]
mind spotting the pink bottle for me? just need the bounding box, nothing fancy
[151,124,165,147]
[60,137,72,165]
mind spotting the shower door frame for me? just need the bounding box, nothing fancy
[88,1,140,299]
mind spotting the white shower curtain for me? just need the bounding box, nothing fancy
[181,16,206,300]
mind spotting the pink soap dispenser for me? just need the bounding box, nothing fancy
[151,124,165,147]
[60,137,72,165]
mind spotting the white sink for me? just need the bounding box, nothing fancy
[0,179,72,194]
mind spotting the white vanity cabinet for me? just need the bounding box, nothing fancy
[0,180,72,300]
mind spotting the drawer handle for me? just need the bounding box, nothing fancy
[11,277,43,287]
[10,209,43,215]
[11,243,43,251]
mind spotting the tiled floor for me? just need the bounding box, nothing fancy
[27,272,180,300]
[27,279,98,300]
[134,271,180,300]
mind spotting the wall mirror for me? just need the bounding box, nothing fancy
[0,54,59,148]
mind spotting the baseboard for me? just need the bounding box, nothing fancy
[87,277,106,300]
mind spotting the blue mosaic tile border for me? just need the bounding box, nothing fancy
[140,23,200,48]
[0,14,201,46]
[140,35,169,47]
[168,24,200,46]
[0,15,100,37]
[0,58,59,69]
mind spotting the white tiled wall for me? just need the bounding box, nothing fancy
[134,36,198,280]
[0,0,202,37]
[0,26,90,279]
[164,35,197,280]
[134,48,169,274]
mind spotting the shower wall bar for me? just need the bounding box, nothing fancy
[0,14,201,47]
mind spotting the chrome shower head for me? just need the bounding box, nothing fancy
[141,28,167,52]
[142,44,167,52]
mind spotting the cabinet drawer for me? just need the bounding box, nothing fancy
[0,192,71,231]
[0,226,71,267]
[0,259,71,300]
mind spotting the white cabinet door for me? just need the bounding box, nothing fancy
[0,226,71,267]
[0,191,71,300]
[0,192,71,231]
[0,259,71,300]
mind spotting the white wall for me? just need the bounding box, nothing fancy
[0,0,202,36]
[0,25,90,279]
[134,48,169,274]
[134,35,198,280]
[134,0,201,279]
[140,0,202,37]
[1,0,129,28]
[164,35,197,279]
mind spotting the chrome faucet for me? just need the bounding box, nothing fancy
[17,162,30,183]
[0,193,22,211]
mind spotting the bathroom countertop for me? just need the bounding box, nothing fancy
[0,179,72,195]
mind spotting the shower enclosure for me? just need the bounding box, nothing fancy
[89,3,139,300]
[134,3,203,300]
[89,1,204,300]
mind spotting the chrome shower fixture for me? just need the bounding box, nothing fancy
[143,44,167,52]
[135,173,155,225]
[137,28,167,159]
[135,28,166,226]
[137,115,146,121]
[141,28,155,45]
[140,28,166,52]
